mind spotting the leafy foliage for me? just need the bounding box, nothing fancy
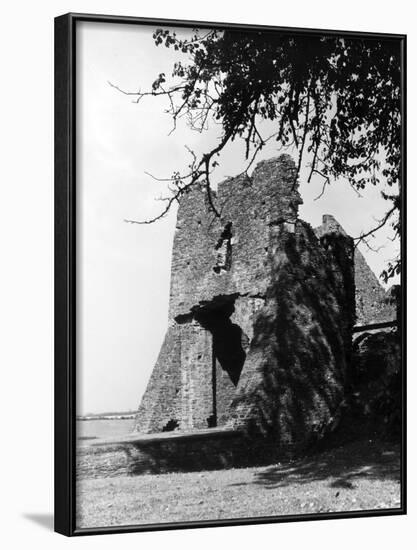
[348,330,401,438]
[117,28,402,278]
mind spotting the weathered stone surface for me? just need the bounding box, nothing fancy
[229,221,355,451]
[133,154,369,455]
[314,214,396,325]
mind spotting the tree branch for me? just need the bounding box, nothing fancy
[354,205,397,247]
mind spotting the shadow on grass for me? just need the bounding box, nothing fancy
[231,440,400,490]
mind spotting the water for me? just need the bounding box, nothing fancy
[76,418,135,442]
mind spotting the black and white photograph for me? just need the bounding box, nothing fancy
[55,13,405,535]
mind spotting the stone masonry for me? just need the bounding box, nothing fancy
[134,155,396,454]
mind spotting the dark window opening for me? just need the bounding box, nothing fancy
[213,222,233,273]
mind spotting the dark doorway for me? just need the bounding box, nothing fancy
[195,301,248,426]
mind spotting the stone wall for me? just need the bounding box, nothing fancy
[135,155,303,434]
[229,220,355,452]
[354,251,396,324]
[315,214,396,325]
[77,429,270,479]
[134,155,357,454]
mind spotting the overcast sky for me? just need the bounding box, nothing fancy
[76,21,399,415]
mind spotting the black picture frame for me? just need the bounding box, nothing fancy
[55,12,407,537]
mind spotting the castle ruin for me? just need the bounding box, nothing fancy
[133,154,395,454]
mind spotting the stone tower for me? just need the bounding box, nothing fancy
[133,155,364,453]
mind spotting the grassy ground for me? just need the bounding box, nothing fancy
[76,438,401,529]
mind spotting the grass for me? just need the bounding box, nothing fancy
[76,438,401,529]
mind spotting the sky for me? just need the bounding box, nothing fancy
[76,21,399,415]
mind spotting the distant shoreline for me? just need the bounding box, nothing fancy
[76,413,136,421]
